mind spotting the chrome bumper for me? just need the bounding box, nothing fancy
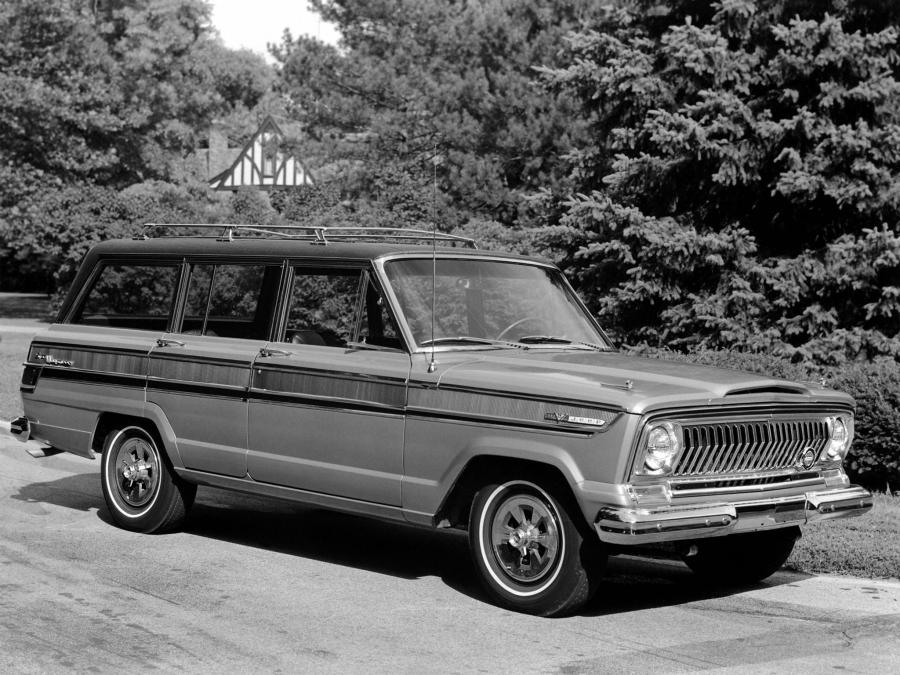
[8,416,61,458]
[595,485,873,545]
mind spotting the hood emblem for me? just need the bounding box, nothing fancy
[544,412,606,428]
[601,379,634,391]
[798,447,817,470]
[35,353,73,367]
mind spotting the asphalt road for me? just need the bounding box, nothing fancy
[1,426,899,674]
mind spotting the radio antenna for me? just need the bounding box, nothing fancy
[428,143,438,374]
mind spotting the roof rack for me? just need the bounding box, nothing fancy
[135,223,477,248]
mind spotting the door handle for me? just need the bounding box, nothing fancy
[258,347,293,358]
[156,338,185,348]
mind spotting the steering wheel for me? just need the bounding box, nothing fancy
[496,316,543,341]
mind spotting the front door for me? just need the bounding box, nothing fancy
[148,261,283,477]
[247,266,409,506]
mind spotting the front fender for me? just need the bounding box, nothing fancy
[401,420,599,526]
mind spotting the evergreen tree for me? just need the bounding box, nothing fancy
[543,0,900,363]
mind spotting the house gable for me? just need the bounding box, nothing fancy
[208,116,315,191]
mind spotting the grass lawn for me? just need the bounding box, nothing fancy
[788,492,900,580]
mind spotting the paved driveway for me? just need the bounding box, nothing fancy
[1,426,899,673]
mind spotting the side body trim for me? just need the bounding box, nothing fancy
[176,469,418,524]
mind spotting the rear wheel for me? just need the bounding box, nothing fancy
[683,527,800,586]
[100,426,195,533]
[468,479,604,616]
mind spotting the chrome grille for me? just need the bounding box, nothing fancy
[674,420,829,476]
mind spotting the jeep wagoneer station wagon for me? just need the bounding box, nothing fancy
[11,224,873,616]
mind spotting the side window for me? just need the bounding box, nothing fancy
[283,267,362,347]
[72,263,179,330]
[180,263,279,340]
[358,277,403,350]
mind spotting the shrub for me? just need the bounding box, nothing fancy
[633,348,900,491]
[830,360,900,491]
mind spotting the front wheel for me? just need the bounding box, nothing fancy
[469,479,604,616]
[101,426,196,533]
[683,526,800,586]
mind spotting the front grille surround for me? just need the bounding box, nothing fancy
[631,414,836,481]
[675,419,829,477]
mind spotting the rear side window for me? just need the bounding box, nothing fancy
[72,263,179,330]
[180,263,281,340]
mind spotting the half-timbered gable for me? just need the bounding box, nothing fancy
[208,116,315,191]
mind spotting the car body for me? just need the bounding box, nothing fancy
[11,225,873,616]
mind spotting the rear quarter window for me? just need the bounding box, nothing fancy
[71,263,179,331]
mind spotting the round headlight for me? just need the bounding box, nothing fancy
[821,415,854,464]
[640,421,682,475]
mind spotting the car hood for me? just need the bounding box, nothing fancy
[431,349,852,415]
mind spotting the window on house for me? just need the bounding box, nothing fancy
[262,145,277,177]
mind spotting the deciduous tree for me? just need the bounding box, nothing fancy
[272,0,603,228]
[0,0,274,290]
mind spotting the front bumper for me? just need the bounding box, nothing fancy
[595,485,873,545]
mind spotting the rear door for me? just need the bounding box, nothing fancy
[148,260,283,477]
[26,260,180,457]
[247,265,410,505]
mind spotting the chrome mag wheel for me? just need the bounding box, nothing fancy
[113,433,160,508]
[100,425,196,533]
[489,492,560,583]
[469,478,604,616]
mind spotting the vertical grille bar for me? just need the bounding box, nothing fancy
[677,428,697,475]
[717,422,742,474]
[685,426,706,474]
[780,421,801,467]
[714,425,728,474]
[758,421,783,469]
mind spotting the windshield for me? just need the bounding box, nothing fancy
[383,258,610,349]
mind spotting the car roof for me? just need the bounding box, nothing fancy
[86,237,546,264]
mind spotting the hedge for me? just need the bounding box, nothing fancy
[629,348,900,492]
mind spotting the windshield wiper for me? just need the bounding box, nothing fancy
[517,335,609,351]
[518,335,571,344]
[419,336,520,348]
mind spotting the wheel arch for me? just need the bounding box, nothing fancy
[433,455,582,531]
[90,405,184,469]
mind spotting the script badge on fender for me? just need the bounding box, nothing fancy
[544,412,606,428]
[35,353,74,367]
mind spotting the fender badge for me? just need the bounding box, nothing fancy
[35,353,74,367]
[544,412,606,427]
